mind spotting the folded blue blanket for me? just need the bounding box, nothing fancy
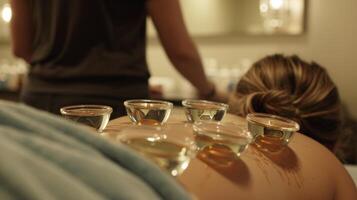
[0,100,191,200]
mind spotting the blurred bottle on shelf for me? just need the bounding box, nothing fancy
[204,57,251,94]
[0,59,27,91]
[149,76,176,99]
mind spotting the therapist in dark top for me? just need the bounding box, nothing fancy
[10,0,226,118]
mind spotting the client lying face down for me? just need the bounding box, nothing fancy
[229,54,342,153]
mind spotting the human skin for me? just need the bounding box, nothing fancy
[178,121,357,199]
[107,111,357,200]
[147,0,214,98]
[9,0,33,62]
[179,132,357,200]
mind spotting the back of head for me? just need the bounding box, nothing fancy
[229,54,341,151]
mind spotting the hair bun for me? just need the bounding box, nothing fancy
[251,90,297,117]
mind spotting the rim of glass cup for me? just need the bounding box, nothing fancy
[246,113,300,132]
[181,99,229,110]
[60,105,113,116]
[117,125,197,176]
[116,126,163,141]
[117,125,193,142]
[124,99,173,109]
[116,125,197,158]
[193,121,253,142]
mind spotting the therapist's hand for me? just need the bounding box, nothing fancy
[198,81,229,103]
[211,88,229,103]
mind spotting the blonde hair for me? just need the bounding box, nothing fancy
[229,54,341,151]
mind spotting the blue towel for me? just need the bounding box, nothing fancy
[0,100,191,200]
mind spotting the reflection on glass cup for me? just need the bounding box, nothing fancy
[246,113,300,153]
[117,125,197,176]
[60,105,112,132]
[192,121,252,158]
[182,99,228,123]
[124,99,173,126]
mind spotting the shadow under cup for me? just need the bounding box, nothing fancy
[246,113,300,153]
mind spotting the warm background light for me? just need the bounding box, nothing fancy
[270,0,284,10]
[1,3,12,23]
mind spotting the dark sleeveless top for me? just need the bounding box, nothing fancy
[24,0,149,98]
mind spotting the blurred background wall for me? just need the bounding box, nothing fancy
[0,0,356,117]
[147,0,357,117]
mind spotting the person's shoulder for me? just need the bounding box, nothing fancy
[291,133,344,172]
[291,133,357,199]
[292,133,340,162]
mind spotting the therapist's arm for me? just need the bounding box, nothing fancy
[147,0,226,101]
[9,0,33,63]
